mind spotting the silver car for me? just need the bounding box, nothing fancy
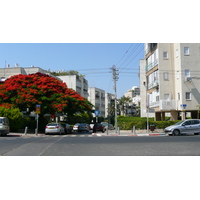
[164,119,200,136]
[73,123,90,132]
[45,123,65,135]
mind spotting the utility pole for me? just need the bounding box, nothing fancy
[110,65,119,133]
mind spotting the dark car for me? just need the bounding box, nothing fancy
[73,123,90,132]
[62,123,72,134]
[93,123,106,133]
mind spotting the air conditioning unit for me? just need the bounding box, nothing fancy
[185,77,192,82]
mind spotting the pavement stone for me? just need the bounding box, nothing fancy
[7,129,167,137]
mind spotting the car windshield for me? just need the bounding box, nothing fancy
[175,121,185,125]
[47,123,58,126]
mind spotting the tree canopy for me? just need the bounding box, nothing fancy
[0,72,93,116]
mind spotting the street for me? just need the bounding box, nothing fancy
[1,133,200,156]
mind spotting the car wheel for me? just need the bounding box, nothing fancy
[173,129,180,136]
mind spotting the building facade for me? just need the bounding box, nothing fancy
[124,86,140,99]
[57,75,89,99]
[105,92,115,119]
[0,65,59,81]
[88,87,106,118]
[140,43,200,120]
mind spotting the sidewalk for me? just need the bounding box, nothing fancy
[8,129,167,137]
[92,129,167,137]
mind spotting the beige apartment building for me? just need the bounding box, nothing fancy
[140,43,200,121]
[57,75,89,99]
[0,65,61,81]
[88,87,106,118]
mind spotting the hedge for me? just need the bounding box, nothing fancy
[117,116,180,130]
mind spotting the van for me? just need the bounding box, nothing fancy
[0,117,10,136]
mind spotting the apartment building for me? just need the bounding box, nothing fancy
[124,86,140,98]
[105,92,115,118]
[88,87,106,117]
[57,75,89,99]
[0,65,59,81]
[140,43,200,120]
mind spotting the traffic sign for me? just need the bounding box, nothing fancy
[180,104,187,109]
[94,110,100,116]
[36,104,41,114]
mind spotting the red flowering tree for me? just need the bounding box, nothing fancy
[0,73,93,116]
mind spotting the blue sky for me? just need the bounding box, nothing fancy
[0,43,144,97]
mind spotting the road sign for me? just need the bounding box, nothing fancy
[94,110,100,116]
[36,104,41,114]
[180,104,187,109]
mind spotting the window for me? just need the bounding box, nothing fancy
[186,92,191,100]
[178,93,180,100]
[185,69,190,77]
[163,51,168,59]
[164,94,169,100]
[163,72,169,80]
[177,71,180,79]
[176,49,179,57]
[184,47,189,55]
[156,96,159,102]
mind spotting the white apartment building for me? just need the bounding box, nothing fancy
[105,92,115,118]
[140,43,200,121]
[124,86,140,99]
[57,75,89,99]
[124,86,140,106]
[0,65,59,81]
[88,87,106,118]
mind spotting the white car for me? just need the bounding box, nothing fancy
[164,119,200,136]
[45,123,65,135]
[0,117,10,136]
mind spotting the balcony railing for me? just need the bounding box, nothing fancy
[147,80,158,90]
[149,101,160,108]
[159,100,178,110]
[145,59,158,72]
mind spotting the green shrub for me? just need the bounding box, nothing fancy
[117,116,180,130]
[0,107,24,132]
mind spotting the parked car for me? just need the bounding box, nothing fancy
[93,123,106,133]
[0,117,10,136]
[62,123,72,134]
[90,124,94,130]
[73,123,90,132]
[45,123,65,135]
[101,122,114,130]
[164,119,200,136]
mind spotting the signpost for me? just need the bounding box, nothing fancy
[180,104,187,120]
[35,105,41,135]
[94,110,100,123]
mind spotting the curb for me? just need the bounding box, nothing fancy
[92,133,167,137]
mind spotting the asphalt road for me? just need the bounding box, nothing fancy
[1,134,200,156]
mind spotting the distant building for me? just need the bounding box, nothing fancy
[58,75,89,99]
[124,86,140,98]
[88,87,106,118]
[0,65,59,81]
[105,92,115,118]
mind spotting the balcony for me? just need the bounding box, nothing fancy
[159,100,178,111]
[149,101,160,108]
[147,80,159,90]
[145,59,158,72]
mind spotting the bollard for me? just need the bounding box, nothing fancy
[35,128,38,136]
[118,127,120,135]
[106,126,108,135]
[132,126,135,134]
[24,127,28,135]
